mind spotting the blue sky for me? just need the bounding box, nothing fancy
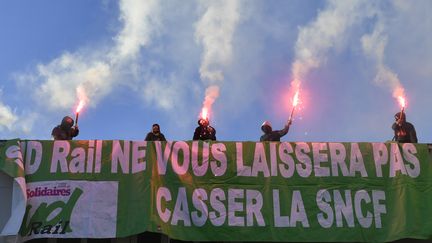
[0,0,431,143]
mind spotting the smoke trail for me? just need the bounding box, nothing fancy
[290,0,372,92]
[195,0,240,118]
[18,0,160,111]
[361,15,405,101]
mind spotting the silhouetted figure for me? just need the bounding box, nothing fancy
[145,123,166,141]
[51,116,79,140]
[392,112,417,143]
[193,118,216,141]
[260,120,292,142]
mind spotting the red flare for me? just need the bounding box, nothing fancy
[76,100,85,113]
[397,96,406,109]
[293,90,300,107]
[288,89,301,123]
[200,107,209,120]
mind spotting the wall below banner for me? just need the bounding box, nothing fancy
[0,171,12,242]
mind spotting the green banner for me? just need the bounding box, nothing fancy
[1,140,432,242]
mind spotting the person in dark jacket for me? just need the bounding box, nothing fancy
[260,120,292,142]
[145,123,166,141]
[51,116,79,140]
[193,118,216,141]
[392,112,417,143]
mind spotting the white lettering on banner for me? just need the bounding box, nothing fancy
[228,189,244,226]
[51,140,102,174]
[111,141,148,174]
[156,187,172,223]
[316,189,387,229]
[278,142,295,178]
[313,143,330,177]
[191,188,208,227]
[209,188,226,226]
[111,140,130,173]
[334,190,355,227]
[349,143,368,177]
[372,190,386,228]
[251,143,270,177]
[172,142,190,175]
[239,142,372,178]
[402,143,420,177]
[246,190,265,226]
[172,187,191,226]
[5,143,25,170]
[373,143,388,177]
[373,142,420,178]
[132,141,147,173]
[192,142,209,176]
[155,142,227,176]
[354,190,373,228]
[211,143,227,176]
[156,187,265,227]
[273,190,309,227]
[70,147,86,173]
[25,141,42,175]
[51,141,70,173]
[389,143,407,177]
[295,142,312,177]
[236,142,251,176]
[329,143,349,177]
[155,141,172,175]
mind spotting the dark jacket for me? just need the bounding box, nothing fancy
[392,122,417,143]
[145,132,166,141]
[51,126,79,140]
[193,126,216,141]
[260,125,289,142]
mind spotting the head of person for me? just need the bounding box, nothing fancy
[198,118,209,127]
[152,124,160,134]
[394,112,406,123]
[261,121,272,134]
[60,116,74,130]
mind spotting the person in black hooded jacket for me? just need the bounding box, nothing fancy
[145,123,166,141]
[260,120,292,142]
[51,116,79,140]
[193,118,216,141]
[392,112,417,143]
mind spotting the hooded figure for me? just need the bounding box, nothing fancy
[193,118,216,141]
[145,123,166,141]
[392,112,417,143]
[51,116,79,140]
[260,120,292,142]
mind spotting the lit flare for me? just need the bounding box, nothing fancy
[288,89,300,123]
[397,96,406,110]
[75,100,85,126]
[76,100,85,113]
[200,107,209,121]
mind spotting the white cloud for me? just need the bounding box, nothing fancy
[291,0,375,84]
[16,0,161,112]
[0,102,17,131]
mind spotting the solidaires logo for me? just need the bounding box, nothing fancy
[20,188,83,236]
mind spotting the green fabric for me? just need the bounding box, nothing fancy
[1,140,431,242]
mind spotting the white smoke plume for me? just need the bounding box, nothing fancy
[291,0,372,85]
[195,0,240,118]
[17,0,160,111]
[361,14,405,100]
